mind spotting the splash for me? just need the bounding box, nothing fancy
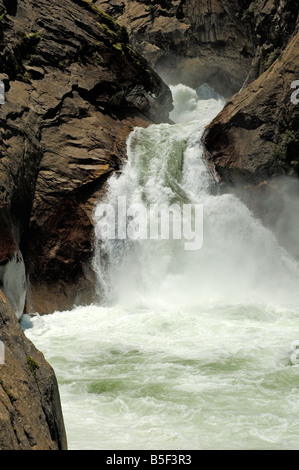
[93,84,299,310]
[23,83,299,451]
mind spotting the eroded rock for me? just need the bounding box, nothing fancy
[95,0,254,96]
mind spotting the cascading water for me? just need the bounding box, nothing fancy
[23,84,299,450]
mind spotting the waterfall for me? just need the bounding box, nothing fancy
[23,84,299,451]
[93,84,299,310]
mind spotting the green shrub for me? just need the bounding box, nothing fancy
[26,356,40,377]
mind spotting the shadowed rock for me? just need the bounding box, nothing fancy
[0,0,173,315]
[203,31,299,187]
[95,0,298,97]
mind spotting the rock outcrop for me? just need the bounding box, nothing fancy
[203,30,299,186]
[94,0,299,204]
[95,0,254,97]
[0,0,172,315]
[0,291,67,449]
[94,1,299,256]
[0,1,297,315]
[95,0,298,97]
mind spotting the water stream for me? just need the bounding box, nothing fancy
[23,84,299,450]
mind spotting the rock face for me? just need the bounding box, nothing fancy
[0,1,297,315]
[203,30,299,186]
[95,0,254,97]
[0,0,173,315]
[94,1,299,197]
[95,0,298,97]
[0,290,67,449]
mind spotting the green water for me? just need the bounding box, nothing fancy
[23,84,299,450]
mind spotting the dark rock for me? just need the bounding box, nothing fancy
[95,0,298,97]
[203,32,299,187]
[95,0,255,97]
[0,0,173,315]
[0,291,67,449]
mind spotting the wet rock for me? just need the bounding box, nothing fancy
[0,291,67,449]
[95,0,254,97]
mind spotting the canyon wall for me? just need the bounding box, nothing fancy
[0,0,172,448]
[0,0,298,449]
[95,0,298,97]
[204,30,299,186]
[0,0,172,315]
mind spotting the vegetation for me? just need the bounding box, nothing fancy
[26,356,40,377]
[77,0,128,43]
[56,2,134,70]
[273,130,299,174]
[0,6,7,40]
[241,8,253,22]
[261,47,281,70]
[12,30,42,82]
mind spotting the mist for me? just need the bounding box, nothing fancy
[232,176,299,261]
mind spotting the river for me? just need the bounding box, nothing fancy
[22,84,299,450]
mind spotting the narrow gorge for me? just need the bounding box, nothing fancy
[0,0,299,451]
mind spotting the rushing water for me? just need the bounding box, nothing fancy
[23,84,299,450]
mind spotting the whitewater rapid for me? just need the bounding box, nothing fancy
[23,84,299,450]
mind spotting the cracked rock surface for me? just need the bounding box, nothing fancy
[0,0,172,314]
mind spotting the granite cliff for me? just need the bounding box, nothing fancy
[0,0,172,450]
[1,0,297,316]
[0,0,172,315]
[96,0,299,218]
[204,30,299,186]
[95,0,254,97]
[0,0,298,450]
[95,0,298,97]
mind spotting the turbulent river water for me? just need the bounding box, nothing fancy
[22,84,299,450]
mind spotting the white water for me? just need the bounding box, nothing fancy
[23,84,299,450]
